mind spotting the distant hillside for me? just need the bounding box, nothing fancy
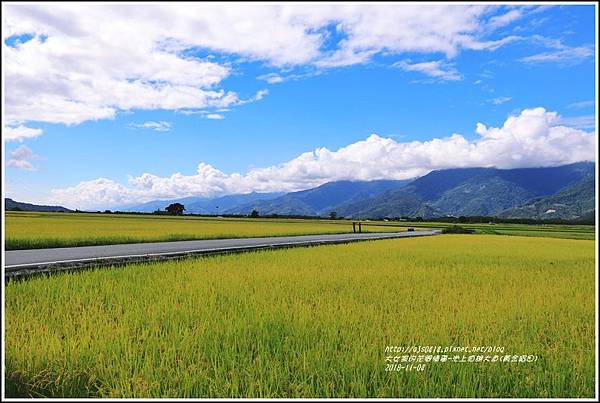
[118,196,209,213]
[337,162,595,219]
[120,192,284,214]
[185,192,285,214]
[225,180,412,216]
[5,198,73,213]
[499,175,595,220]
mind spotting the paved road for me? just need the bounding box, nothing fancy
[5,230,440,278]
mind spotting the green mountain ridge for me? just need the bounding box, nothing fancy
[499,175,596,220]
[5,198,72,213]
[337,162,595,219]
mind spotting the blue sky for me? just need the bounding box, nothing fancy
[3,3,597,209]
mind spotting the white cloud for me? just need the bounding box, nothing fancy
[488,9,523,29]
[4,4,529,129]
[558,115,596,130]
[205,114,225,120]
[567,100,595,109]
[393,60,462,81]
[490,96,512,105]
[457,35,522,52]
[7,145,39,171]
[252,89,269,101]
[176,89,267,116]
[3,125,43,141]
[257,70,322,85]
[257,73,285,84]
[310,4,517,66]
[129,121,171,131]
[520,35,594,64]
[521,46,594,64]
[50,107,596,210]
[3,4,248,128]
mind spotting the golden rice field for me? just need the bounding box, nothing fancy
[5,235,595,398]
[4,211,413,250]
[372,221,596,240]
[4,211,594,251]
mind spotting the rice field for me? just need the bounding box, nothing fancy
[4,211,414,250]
[5,235,595,398]
[370,221,596,240]
[4,211,594,251]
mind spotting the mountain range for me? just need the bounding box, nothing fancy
[5,162,595,221]
[119,191,284,214]
[499,175,596,220]
[224,180,411,216]
[226,162,595,220]
[5,198,72,212]
[336,162,595,219]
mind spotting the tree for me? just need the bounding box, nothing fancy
[250,209,259,218]
[166,203,185,215]
[329,211,337,219]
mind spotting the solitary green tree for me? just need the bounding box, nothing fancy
[329,211,337,219]
[250,209,259,218]
[166,203,185,215]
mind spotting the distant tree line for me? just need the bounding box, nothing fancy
[378,215,595,225]
[72,208,594,225]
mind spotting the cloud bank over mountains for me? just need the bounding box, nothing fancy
[50,107,596,209]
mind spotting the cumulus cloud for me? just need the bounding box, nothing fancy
[7,145,39,171]
[4,125,43,141]
[393,60,462,81]
[129,121,171,131]
[309,4,520,65]
[4,4,534,129]
[50,107,596,209]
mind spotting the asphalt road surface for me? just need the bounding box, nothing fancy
[5,230,441,278]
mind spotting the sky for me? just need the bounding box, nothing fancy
[2,2,597,210]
